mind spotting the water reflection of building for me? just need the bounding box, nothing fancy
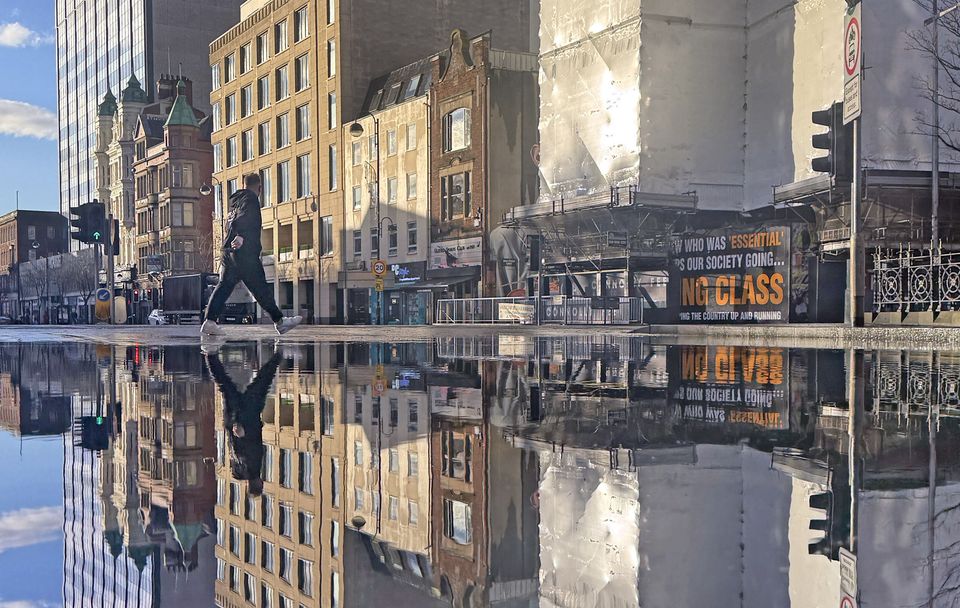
[57,344,218,606]
[213,343,345,608]
[0,344,75,436]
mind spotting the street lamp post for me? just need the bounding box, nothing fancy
[349,117,383,325]
[200,176,224,270]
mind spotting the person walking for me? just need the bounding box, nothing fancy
[201,173,301,336]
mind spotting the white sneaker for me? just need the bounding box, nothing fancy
[200,338,225,355]
[275,315,303,335]
[200,320,224,336]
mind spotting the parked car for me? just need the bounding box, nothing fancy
[147,309,169,326]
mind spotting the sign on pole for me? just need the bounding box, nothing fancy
[374,277,385,292]
[839,547,858,598]
[372,259,387,277]
[843,3,862,125]
[95,288,111,322]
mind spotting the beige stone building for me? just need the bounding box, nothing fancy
[344,362,432,559]
[214,343,346,608]
[342,60,433,325]
[209,0,536,324]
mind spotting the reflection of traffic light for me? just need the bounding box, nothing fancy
[808,490,851,560]
[527,386,544,422]
[76,414,111,451]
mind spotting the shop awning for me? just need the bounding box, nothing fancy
[390,276,476,291]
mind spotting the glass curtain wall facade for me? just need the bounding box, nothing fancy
[56,0,149,222]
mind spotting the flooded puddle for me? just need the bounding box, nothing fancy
[0,336,955,607]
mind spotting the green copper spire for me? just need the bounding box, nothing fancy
[98,90,117,116]
[121,73,148,103]
[164,80,199,128]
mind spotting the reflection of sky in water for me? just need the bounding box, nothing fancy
[0,432,63,608]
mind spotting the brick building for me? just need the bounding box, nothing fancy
[129,77,216,317]
[427,31,539,298]
[0,210,69,319]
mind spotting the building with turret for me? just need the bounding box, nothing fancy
[56,0,246,226]
[122,76,216,319]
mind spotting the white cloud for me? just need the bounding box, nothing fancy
[0,100,57,141]
[0,22,53,47]
[0,506,61,553]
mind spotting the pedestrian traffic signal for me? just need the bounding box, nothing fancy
[811,101,853,181]
[69,201,107,244]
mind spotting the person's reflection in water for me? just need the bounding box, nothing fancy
[205,349,283,497]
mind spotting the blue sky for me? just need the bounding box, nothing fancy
[0,431,64,608]
[0,4,60,215]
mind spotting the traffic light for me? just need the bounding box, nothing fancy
[69,201,106,244]
[111,218,120,256]
[528,234,541,272]
[808,490,851,561]
[811,101,853,182]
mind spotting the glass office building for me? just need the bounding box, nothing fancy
[55,0,242,224]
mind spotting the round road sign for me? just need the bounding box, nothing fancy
[96,288,110,302]
[844,17,860,77]
[372,260,387,277]
[840,595,856,608]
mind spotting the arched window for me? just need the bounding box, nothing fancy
[442,107,471,152]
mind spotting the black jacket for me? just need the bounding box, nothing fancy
[223,189,263,256]
[206,352,282,483]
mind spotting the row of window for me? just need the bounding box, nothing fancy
[217,457,342,516]
[213,53,333,131]
[135,163,195,199]
[353,441,420,474]
[215,148,339,207]
[219,558,339,606]
[350,172,418,210]
[349,122,417,164]
[224,507,320,556]
[215,104,318,168]
[135,202,194,233]
[352,222,419,259]
[213,3,335,91]
[352,489,420,525]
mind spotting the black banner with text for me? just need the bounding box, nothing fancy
[668,226,791,323]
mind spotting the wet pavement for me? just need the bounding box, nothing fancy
[0,334,957,607]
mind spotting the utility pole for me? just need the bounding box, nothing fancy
[107,214,116,325]
[850,118,864,327]
[933,0,941,252]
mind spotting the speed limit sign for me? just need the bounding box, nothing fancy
[372,259,387,277]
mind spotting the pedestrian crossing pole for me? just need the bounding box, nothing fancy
[106,214,115,325]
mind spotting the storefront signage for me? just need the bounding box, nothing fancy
[430,237,483,269]
[668,345,790,430]
[391,262,424,284]
[668,226,791,323]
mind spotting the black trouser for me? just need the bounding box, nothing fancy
[204,251,283,324]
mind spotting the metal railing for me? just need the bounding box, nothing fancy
[435,296,644,325]
[873,247,960,313]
